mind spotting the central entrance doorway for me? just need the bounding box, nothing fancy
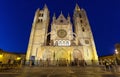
[72,49,85,66]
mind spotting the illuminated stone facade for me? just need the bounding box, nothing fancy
[0,49,25,64]
[26,4,98,65]
[115,43,120,64]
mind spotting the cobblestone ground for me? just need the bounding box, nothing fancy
[0,66,120,77]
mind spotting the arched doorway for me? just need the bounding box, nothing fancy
[72,49,84,66]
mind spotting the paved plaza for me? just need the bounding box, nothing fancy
[0,66,120,77]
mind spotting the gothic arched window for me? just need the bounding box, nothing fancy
[79,14,82,18]
[55,41,58,46]
[82,27,85,32]
[60,20,63,23]
[66,41,69,46]
[39,13,44,17]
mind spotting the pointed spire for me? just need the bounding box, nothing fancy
[53,13,56,17]
[60,11,63,15]
[67,13,70,17]
[53,13,56,22]
[67,13,70,23]
[36,8,40,13]
[44,4,48,10]
[75,3,80,11]
[44,4,47,8]
[67,13,70,19]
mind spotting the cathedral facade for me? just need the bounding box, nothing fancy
[26,4,98,65]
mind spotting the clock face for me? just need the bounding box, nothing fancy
[57,29,67,38]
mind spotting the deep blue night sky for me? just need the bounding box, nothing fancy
[0,0,120,56]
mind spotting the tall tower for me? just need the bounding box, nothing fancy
[26,4,49,61]
[73,4,98,64]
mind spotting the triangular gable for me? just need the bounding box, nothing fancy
[55,13,68,25]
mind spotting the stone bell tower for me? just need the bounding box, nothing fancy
[73,4,98,64]
[26,4,49,61]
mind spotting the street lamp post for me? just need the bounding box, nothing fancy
[115,49,118,65]
[0,53,3,64]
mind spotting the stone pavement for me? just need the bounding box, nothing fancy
[0,66,120,77]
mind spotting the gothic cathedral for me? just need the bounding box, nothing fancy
[26,4,98,65]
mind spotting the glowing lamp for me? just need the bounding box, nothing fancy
[115,49,118,54]
[16,57,21,60]
[0,54,3,58]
